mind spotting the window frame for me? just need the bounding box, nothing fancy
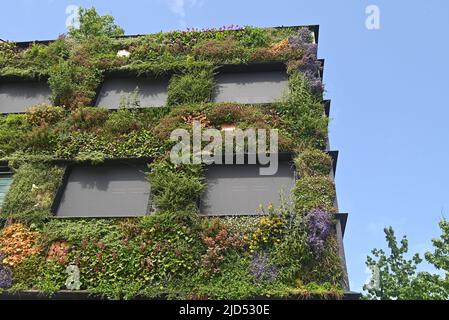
[51,159,152,218]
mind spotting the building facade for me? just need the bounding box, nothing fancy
[0,25,354,299]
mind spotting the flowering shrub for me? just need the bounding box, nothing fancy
[0,224,41,267]
[288,28,317,55]
[287,28,322,95]
[0,254,13,289]
[250,252,278,282]
[306,208,332,256]
[249,215,283,252]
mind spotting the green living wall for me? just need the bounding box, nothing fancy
[0,8,344,299]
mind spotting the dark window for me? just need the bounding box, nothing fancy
[0,81,51,113]
[200,161,296,216]
[95,77,169,109]
[212,71,288,104]
[0,171,13,209]
[55,163,150,217]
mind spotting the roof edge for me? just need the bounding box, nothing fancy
[9,25,320,48]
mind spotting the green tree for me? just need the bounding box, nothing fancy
[68,7,124,40]
[364,220,449,300]
[364,227,422,300]
[418,219,449,299]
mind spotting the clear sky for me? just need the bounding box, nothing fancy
[1,0,448,292]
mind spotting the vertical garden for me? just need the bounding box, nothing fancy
[0,8,345,299]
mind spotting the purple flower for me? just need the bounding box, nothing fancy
[0,255,13,289]
[288,28,316,55]
[250,252,278,282]
[288,28,323,95]
[306,208,332,256]
[181,25,243,33]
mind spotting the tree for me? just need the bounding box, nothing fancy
[364,227,422,300]
[68,7,124,40]
[419,219,449,299]
[364,220,449,300]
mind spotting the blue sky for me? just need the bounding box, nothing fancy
[1,0,449,292]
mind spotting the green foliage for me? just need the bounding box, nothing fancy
[42,219,123,244]
[425,219,449,276]
[149,160,204,212]
[299,234,343,285]
[48,59,101,108]
[238,26,270,48]
[138,211,203,283]
[0,114,27,157]
[422,219,449,297]
[269,201,308,283]
[68,7,124,40]
[0,12,346,299]
[295,149,333,177]
[35,261,67,294]
[25,105,65,127]
[293,176,336,214]
[364,220,449,300]
[167,69,215,106]
[10,255,45,291]
[193,38,248,63]
[47,60,79,107]
[364,227,423,300]
[0,41,17,68]
[24,125,59,152]
[193,251,255,299]
[104,108,141,135]
[277,72,327,150]
[69,106,108,130]
[206,103,266,126]
[1,163,65,225]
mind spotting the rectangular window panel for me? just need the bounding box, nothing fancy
[95,77,168,109]
[200,161,296,216]
[0,81,51,113]
[212,71,288,104]
[0,172,13,209]
[55,164,150,217]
